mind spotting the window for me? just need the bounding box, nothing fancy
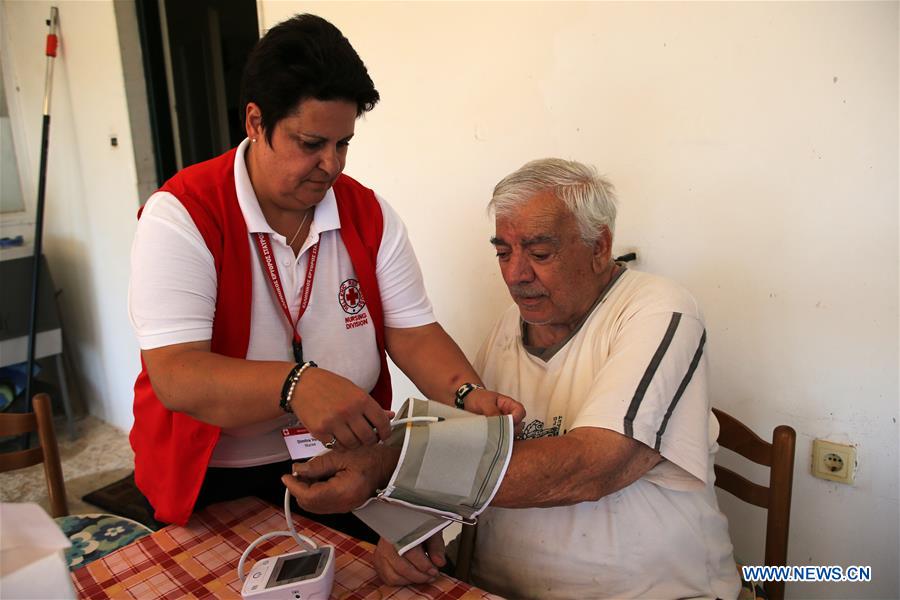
[0,61,26,215]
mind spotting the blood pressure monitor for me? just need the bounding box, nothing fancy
[240,417,439,599]
[241,546,334,600]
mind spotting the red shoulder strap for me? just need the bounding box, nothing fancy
[333,174,392,409]
[158,148,252,358]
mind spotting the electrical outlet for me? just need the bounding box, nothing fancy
[812,439,856,484]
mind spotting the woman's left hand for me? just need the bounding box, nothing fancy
[462,388,526,431]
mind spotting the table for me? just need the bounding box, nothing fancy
[71,497,503,599]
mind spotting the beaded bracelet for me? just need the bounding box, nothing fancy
[279,360,317,413]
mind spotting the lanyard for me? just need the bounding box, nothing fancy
[253,232,320,363]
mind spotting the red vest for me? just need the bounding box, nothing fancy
[130,148,392,525]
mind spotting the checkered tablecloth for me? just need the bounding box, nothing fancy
[71,497,502,599]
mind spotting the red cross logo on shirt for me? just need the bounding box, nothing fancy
[338,278,366,315]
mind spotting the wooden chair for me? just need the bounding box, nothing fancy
[453,523,477,583]
[712,407,796,600]
[0,393,68,517]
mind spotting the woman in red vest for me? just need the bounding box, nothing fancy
[128,14,524,538]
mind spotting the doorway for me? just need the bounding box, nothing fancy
[136,0,259,184]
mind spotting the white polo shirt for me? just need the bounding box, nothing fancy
[471,268,740,599]
[129,138,436,466]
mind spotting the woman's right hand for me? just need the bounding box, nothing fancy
[291,367,392,448]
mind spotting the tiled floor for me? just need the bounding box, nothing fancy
[0,416,133,515]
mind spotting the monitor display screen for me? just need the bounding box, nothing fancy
[273,554,321,584]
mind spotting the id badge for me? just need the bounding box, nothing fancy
[282,425,327,460]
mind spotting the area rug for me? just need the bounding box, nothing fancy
[81,472,165,531]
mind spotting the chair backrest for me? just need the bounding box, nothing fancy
[453,522,477,583]
[0,393,68,517]
[712,407,795,600]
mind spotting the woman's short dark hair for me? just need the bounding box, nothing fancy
[239,14,380,144]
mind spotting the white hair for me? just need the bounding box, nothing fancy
[488,158,618,243]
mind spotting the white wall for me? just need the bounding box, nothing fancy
[0,0,140,429]
[0,0,895,597]
[258,3,899,598]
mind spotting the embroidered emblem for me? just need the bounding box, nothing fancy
[338,278,366,315]
[516,415,563,440]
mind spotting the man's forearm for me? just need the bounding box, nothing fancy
[491,428,662,508]
[370,426,662,508]
[287,423,660,515]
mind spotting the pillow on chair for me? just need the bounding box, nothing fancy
[55,513,152,570]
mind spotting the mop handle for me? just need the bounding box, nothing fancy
[23,6,59,422]
[42,7,58,116]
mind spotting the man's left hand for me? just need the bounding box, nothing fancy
[281,445,400,513]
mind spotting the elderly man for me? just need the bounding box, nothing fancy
[285,159,740,599]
